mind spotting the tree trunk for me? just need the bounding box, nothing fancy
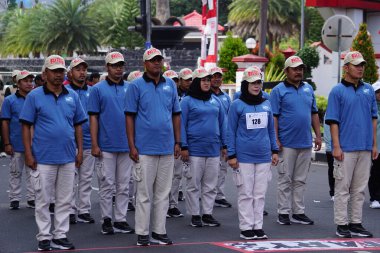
[258,0,268,57]
[155,0,170,24]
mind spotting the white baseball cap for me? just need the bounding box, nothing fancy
[127,71,142,82]
[210,67,223,76]
[69,57,88,70]
[143,48,163,61]
[242,67,262,83]
[373,81,380,92]
[192,68,210,79]
[179,68,193,80]
[284,56,305,69]
[16,70,34,82]
[43,55,66,72]
[344,51,366,65]
[105,52,125,65]
[163,70,178,79]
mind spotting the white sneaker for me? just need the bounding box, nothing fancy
[331,196,334,201]
[370,200,380,209]
[0,152,7,157]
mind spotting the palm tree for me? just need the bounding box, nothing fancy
[41,0,99,56]
[88,0,143,49]
[228,0,300,50]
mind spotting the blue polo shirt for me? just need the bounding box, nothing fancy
[325,80,377,152]
[213,89,231,114]
[270,81,318,148]
[67,83,91,149]
[178,88,187,102]
[19,86,87,164]
[233,90,270,101]
[1,91,26,152]
[227,99,278,163]
[87,78,130,152]
[180,95,227,157]
[124,73,181,155]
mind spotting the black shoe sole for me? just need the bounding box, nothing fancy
[101,230,114,235]
[336,231,352,238]
[150,238,173,245]
[277,219,291,225]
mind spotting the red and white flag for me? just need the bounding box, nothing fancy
[200,0,218,69]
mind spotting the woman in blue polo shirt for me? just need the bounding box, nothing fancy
[227,67,279,240]
[180,67,226,228]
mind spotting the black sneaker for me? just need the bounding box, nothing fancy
[167,207,184,218]
[214,199,232,208]
[240,230,256,240]
[137,235,150,246]
[291,214,314,225]
[51,238,75,250]
[37,240,52,251]
[190,215,203,227]
[128,201,135,211]
[349,223,373,238]
[113,221,135,234]
[277,214,291,225]
[253,229,268,239]
[202,214,221,227]
[77,213,95,223]
[27,200,35,209]
[9,201,19,210]
[336,225,352,238]
[49,203,55,214]
[178,190,184,201]
[263,210,268,216]
[151,232,173,245]
[69,214,77,224]
[101,217,114,235]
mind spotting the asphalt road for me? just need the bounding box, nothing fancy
[0,158,379,253]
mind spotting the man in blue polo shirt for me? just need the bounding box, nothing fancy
[125,47,181,246]
[270,56,321,226]
[325,51,378,238]
[88,51,134,236]
[67,58,96,225]
[1,70,34,210]
[20,55,87,251]
[209,66,233,209]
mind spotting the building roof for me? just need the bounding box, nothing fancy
[174,10,225,32]
[306,0,380,11]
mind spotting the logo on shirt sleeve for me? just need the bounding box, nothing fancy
[262,105,270,111]
[163,85,172,92]
[303,87,311,93]
[65,96,74,104]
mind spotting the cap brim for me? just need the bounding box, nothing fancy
[211,71,223,75]
[107,60,125,65]
[71,61,88,69]
[351,59,366,65]
[47,65,66,70]
[181,75,192,80]
[145,55,164,61]
[245,77,262,83]
[195,73,211,79]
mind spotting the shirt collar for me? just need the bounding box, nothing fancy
[212,88,225,96]
[15,90,25,99]
[341,79,364,88]
[43,85,69,95]
[69,83,88,90]
[106,77,124,86]
[143,72,165,86]
[284,80,304,89]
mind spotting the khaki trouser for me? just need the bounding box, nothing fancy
[216,153,230,200]
[96,152,132,222]
[185,156,219,215]
[277,147,312,215]
[71,149,95,214]
[31,163,75,241]
[169,157,184,208]
[334,151,371,225]
[9,152,34,202]
[134,155,174,236]
[235,162,271,230]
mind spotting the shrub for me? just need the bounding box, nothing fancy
[296,46,320,79]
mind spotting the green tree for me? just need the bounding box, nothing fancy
[219,32,249,83]
[305,7,324,43]
[89,0,143,49]
[296,45,319,79]
[41,0,99,55]
[0,5,46,56]
[228,0,300,50]
[351,23,379,84]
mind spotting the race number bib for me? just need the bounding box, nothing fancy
[246,112,268,129]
